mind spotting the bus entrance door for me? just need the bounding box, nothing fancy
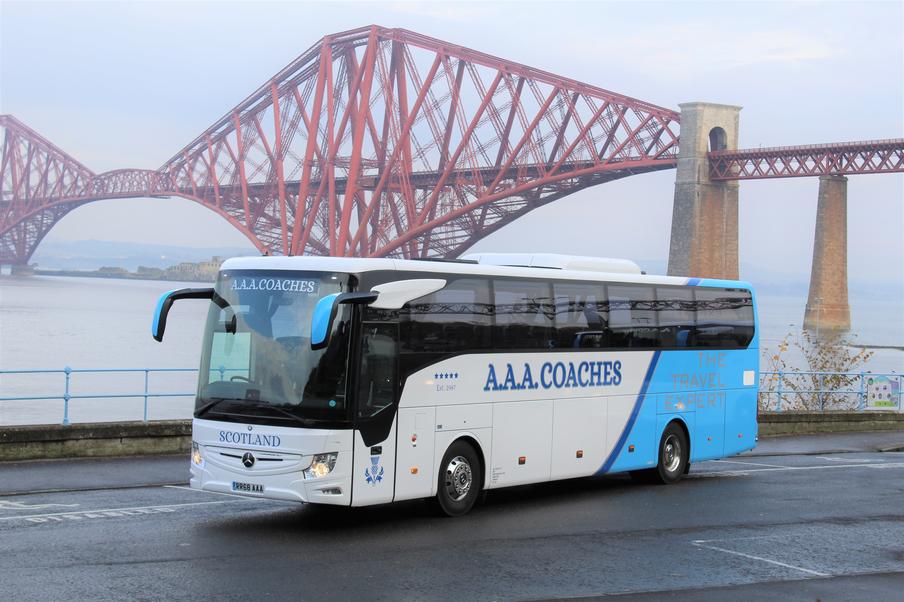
[351,322,399,506]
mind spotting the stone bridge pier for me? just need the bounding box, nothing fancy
[804,175,851,333]
[668,103,852,335]
[667,102,741,280]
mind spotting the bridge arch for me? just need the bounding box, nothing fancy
[709,127,728,152]
[2,27,683,264]
[0,190,269,266]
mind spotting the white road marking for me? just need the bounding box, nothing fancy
[711,459,787,468]
[0,500,80,511]
[695,535,781,543]
[692,540,830,577]
[0,499,242,522]
[690,461,904,478]
[815,456,881,463]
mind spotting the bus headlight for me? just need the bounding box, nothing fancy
[305,452,338,479]
[191,441,205,467]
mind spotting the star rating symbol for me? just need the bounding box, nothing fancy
[433,372,460,380]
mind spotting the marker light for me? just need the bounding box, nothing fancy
[304,452,338,479]
[191,441,204,467]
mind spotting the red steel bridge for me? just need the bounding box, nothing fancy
[2,26,903,265]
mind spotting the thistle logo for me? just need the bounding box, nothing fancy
[365,456,384,485]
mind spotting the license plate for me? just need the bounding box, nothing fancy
[231,481,263,493]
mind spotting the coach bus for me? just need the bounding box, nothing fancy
[152,253,758,516]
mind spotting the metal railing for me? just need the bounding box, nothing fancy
[0,367,199,425]
[1,367,901,425]
[759,371,902,412]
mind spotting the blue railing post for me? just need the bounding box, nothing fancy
[62,366,71,426]
[858,372,865,410]
[776,371,783,412]
[819,373,825,412]
[143,369,150,422]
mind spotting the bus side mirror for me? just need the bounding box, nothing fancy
[311,292,378,350]
[152,288,215,342]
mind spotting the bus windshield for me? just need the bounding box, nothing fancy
[196,270,354,425]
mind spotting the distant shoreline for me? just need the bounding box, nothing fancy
[27,270,214,284]
[849,344,904,352]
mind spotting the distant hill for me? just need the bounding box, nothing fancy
[32,240,258,271]
[31,240,902,300]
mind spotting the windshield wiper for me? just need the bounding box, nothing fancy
[249,403,316,426]
[195,397,229,418]
[196,397,331,426]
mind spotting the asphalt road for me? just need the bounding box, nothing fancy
[2,443,904,600]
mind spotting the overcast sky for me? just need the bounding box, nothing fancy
[2,0,902,287]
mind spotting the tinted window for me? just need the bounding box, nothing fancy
[357,322,398,418]
[695,288,754,347]
[554,282,608,348]
[493,280,555,349]
[655,287,696,348]
[401,278,492,354]
[607,285,658,348]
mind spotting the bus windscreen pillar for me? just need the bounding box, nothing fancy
[668,102,741,280]
[804,175,851,334]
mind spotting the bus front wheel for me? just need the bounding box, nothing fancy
[632,423,688,485]
[435,440,482,517]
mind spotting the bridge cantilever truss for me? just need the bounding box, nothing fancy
[0,25,682,264]
[4,26,902,267]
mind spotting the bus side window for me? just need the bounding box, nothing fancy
[553,282,608,348]
[357,322,399,418]
[695,288,755,348]
[607,285,658,348]
[493,280,554,349]
[401,278,492,354]
[656,287,696,348]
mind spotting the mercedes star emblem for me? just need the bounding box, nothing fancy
[241,452,256,468]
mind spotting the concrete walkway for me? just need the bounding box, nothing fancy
[747,430,904,456]
[0,454,188,496]
[2,430,902,497]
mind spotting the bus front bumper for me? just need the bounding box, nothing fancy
[189,455,352,506]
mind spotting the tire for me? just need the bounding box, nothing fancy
[435,440,482,517]
[631,422,689,485]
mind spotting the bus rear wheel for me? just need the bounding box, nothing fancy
[435,440,482,517]
[632,423,688,485]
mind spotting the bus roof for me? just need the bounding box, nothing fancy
[219,255,753,290]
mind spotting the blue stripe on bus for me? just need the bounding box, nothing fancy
[596,350,661,475]
[686,278,701,286]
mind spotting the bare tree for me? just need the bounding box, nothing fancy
[760,330,873,412]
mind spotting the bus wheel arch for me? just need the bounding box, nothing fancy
[434,436,485,517]
[666,418,692,474]
[657,420,690,483]
[632,419,690,485]
[452,434,488,489]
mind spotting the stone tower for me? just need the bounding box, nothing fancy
[668,102,741,280]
